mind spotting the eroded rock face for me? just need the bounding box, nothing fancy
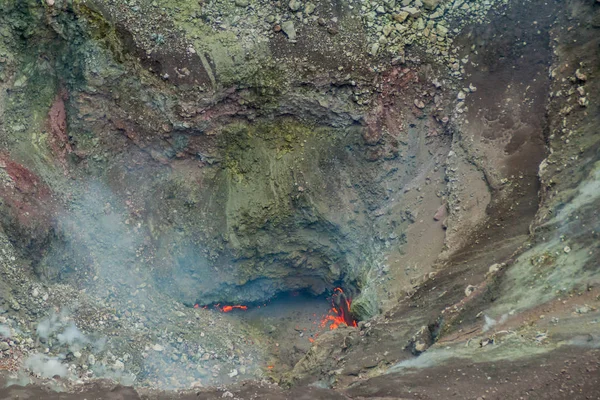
[0,0,409,308]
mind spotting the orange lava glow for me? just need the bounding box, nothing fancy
[193,304,247,312]
[220,305,248,313]
[319,287,358,330]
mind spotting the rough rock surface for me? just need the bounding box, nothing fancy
[0,0,599,398]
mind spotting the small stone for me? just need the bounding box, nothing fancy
[465,285,477,296]
[414,99,425,109]
[370,42,380,56]
[436,24,448,36]
[228,369,238,378]
[487,263,502,276]
[422,0,440,10]
[393,11,410,23]
[304,2,315,14]
[575,69,587,82]
[46,0,55,5]
[433,204,446,221]
[273,24,282,32]
[281,21,297,41]
[414,341,427,352]
[0,342,9,351]
[430,9,444,18]
[401,6,421,17]
[289,0,302,11]
[457,91,466,101]
[563,246,571,254]
[152,344,164,352]
[235,0,249,7]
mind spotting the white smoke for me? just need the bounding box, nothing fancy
[57,323,89,348]
[24,354,68,378]
[36,310,67,339]
[36,310,91,353]
[0,324,11,337]
[482,313,508,332]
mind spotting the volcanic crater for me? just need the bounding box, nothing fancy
[0,0,599,399]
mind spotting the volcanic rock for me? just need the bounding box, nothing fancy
[281,21,297,41]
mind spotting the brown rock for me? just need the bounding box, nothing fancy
[433,204,446,221]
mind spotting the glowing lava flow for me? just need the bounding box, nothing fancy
[220,305,248,312]
[193,304,248,312]
[320,287,357,330]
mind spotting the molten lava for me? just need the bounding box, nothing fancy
[220,305,248,313]
[320,287,357,330]
[193,303,248,312]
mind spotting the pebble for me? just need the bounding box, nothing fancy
[422,0,441,10]
[0,342,9,351]
[414,99,425,109]
[235,0,249,7]
[281,21,297,41]
[153,344,165,352]
[575,69,587,82]
[465,285,477,296]
[433,204,446,221]
[289,0,301,12]
[394,11,410,23]
[401,6,422,17]
[370,42,380,55]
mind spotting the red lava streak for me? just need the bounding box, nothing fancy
[194,303,248,312]
[320,288,357,330]
[220,305,248,313]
